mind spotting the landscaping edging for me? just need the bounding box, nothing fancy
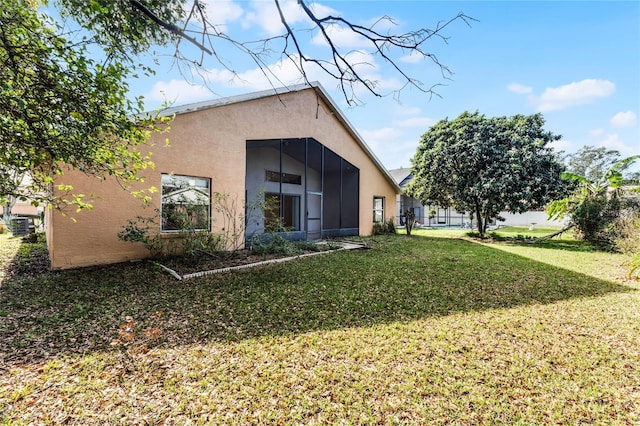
[154,241,365,280]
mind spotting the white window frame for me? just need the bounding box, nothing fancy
[373,196,385,223]
[161,174,211,232]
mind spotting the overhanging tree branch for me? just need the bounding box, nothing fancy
[128,0,213,55]
[118,0,473,105]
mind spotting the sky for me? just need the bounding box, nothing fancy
[127,0,640,173]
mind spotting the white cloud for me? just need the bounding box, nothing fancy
[144,78,221,104]
[311,23,370,48]
[361,127,404,146]
[311,14,406,59]
[597,133,627,151]
[549,138,573,153]
[610,110,637,128]
[144,59,314,104]
[202,55,331,92]
[507,83,533,94]
[379,138,420,170]
[360,127,418,169]
[534,79,615,112]
[144,46,403,109]
[360,127,404,156]
[393,117,435,128]
[244,1,298,36]
[200,0,244,25]
[589,131,638,157]
[400,50,425,64]
[393,105,422,116]
[247,0,338,37]
[145,50,402,105]
[589,128,605,137]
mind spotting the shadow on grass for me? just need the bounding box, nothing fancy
[0,234,633,365]
[496,239,600,253]
[0,235,50,281]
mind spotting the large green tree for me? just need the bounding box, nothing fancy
[1,1,165,216]
[565,145,621,183]
[407,111,567,236]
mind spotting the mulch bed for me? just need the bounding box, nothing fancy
[156,246,338,276]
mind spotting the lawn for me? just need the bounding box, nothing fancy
[1,229,639,424]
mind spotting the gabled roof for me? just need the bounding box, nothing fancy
[388,167,413,188]
[152,82,401,193]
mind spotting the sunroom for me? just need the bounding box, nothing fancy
[246,137,359,241]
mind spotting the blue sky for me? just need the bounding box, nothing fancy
[128,1,640,172]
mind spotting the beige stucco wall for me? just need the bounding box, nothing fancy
[48,87,398,269]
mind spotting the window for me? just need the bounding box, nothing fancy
[161,174,211,231]
[266,170,302,185]
[373,196,385,223]
[264,193,301,232]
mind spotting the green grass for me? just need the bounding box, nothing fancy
[1,231,639,424]
[405,225,574,239]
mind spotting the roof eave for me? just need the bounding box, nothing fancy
[308,83,402,193]
[146,82,402,193]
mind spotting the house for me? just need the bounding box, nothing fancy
[0,174,42,219]
[45,83,401,269]
[391,167,471,227]
[390,167,564,228]
[0,201,40,218]
[1,174,44,235]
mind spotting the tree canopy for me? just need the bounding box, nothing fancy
[1,0,471,215]
[407,111,567,236]
[1,2,171,217]
[547,155,640,247]
[564,145,621,184]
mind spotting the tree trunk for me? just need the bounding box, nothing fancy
[404,210,416,236]
[2,199,15,223]
[474,201,484,236]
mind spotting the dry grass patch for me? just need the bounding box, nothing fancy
[1,232,639,424]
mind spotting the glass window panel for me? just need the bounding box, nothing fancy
[161,174,211,231]
[341,159,359,229]
[373,196,384,223]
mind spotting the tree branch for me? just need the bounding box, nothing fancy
[128,0,213,55]
[126,0,474,105]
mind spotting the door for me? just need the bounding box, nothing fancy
[306,191,322,240]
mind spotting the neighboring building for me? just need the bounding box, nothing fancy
[0,174,41,218]
[390,167,564,228]
[45,83,400,269]
[0,201,40,218]
[391,167,471,227]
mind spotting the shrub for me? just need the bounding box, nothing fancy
[628,253,640,279]
[608,209,640,278]
[610,212,640,253]
[181,231,224,258]
[386,217,396,234]
[119,191,248,259]
[293,240,321,252]
[250,233,302,256]
[467,232,483,240]
[373,217,397,235]
[571,195,620,249]
[118,215,165,257]
[22,232,45,244]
